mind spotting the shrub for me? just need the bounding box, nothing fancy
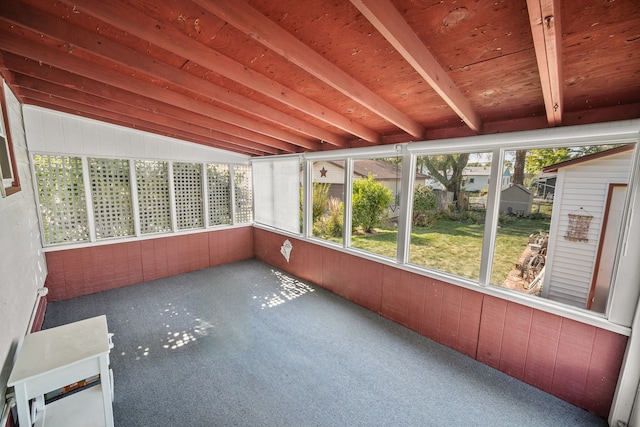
[352,174,393,233]
[412,185,436,226]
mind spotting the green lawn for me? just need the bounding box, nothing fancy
[348,215,550,285]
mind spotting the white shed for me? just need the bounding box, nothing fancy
[542,145,635,311]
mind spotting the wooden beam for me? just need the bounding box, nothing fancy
[2,53,296,154]
[526,0,563,125]
[0,0,345,148]
[192,0,426,139]
[349,0,482,133]
[51,0,379,144]
[0,26,322,151]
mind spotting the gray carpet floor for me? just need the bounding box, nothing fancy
[42,259,607,427]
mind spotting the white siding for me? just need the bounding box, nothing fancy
[23,106,249,164]
[544,152,632,308]
[0,85,48,405]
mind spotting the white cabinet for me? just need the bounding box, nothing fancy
[8,316,114,427]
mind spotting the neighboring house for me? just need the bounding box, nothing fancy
[534,173,556,200]
[499,184,533,216]
[462,166,492,192]
[312,159,426,208]
[541,145,635,311]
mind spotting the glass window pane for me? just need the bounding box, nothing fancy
[350,157,402,258]
[207,164,231,226]
[311,160,344,244]
[490,144,634,314]
[89,158,134,239]
[234,164,253,223]
[174,162,203,230]
[409,152,491,280]
[33,154,89,245]
[136,160,172,234]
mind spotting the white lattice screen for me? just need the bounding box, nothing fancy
[234,164,253,223]
[207,164,231,226]
[136,160,172,234]
[174,162,204,230]
[89,157,134,239]
[33,154,90,245]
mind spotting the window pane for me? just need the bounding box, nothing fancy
[173,162,204,230]
[89,158,134,239]
[33,154,89,245]
[490,144,634,313]
[409,152,491,280]
[350,157,402,258]
[136,160,172,234]
[311,160,344,244]
[234,164,253,223]
[253,159,300,233]
[207,163,231,226]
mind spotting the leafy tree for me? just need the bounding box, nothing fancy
[422,154,469,206]
[524,145,621,174]
[352,174,393,233]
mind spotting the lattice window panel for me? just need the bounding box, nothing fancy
[89,157,134,239]
[174,162,203,230]
[234,164,253,223]
[136,160,172,234]
[33,154,89,245]
[207,164,231,226]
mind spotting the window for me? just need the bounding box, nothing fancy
[311,160,344,244]
[33,155,90,245]
[490,144,635,313]
[409,152,492,280]
[207,164,231,226]
[136,160,172,235]
[350,157,402,259]
[233,164,253,224]
[0,81,20,197]
[173,162,204,230]
[253,158,300,233]
[89,158,135,239]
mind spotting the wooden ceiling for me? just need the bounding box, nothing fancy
[1,0,639,156]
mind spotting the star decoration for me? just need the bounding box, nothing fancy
[320,167,327,177]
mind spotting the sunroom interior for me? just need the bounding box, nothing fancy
[1,0,639,426]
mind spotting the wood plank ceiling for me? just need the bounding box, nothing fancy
[0,0,639,156]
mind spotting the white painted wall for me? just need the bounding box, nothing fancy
[0,85,48,405]
[22,106,250,164]
[544,151,632,308]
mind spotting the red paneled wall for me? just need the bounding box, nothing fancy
[253,228,627,419]
[44,227,254,301]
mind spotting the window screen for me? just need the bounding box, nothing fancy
[253,159,300,233]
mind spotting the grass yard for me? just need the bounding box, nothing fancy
[349,215,550,287]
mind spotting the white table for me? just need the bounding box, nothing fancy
[8,315,114,427]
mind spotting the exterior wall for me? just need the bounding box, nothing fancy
[544,152,632,308]
[253,227,627,419]
[44,227,254,301]
[0,86,48,408]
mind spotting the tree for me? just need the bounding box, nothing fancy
[512,150,527,186]
[352,174,393,233]
[421,154,469,206]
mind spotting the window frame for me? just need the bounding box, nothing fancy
[0,81,21,197]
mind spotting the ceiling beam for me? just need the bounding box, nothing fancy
[193,0,426,139]
[17,77,280,156]
[0,26,322,152]
[526,0,563,126]
[0,0,345,148]
[349,0,482,133]
[2,52,296,154]
[53,0,380,144]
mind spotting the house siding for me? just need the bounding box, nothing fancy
[544,152,632,308]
